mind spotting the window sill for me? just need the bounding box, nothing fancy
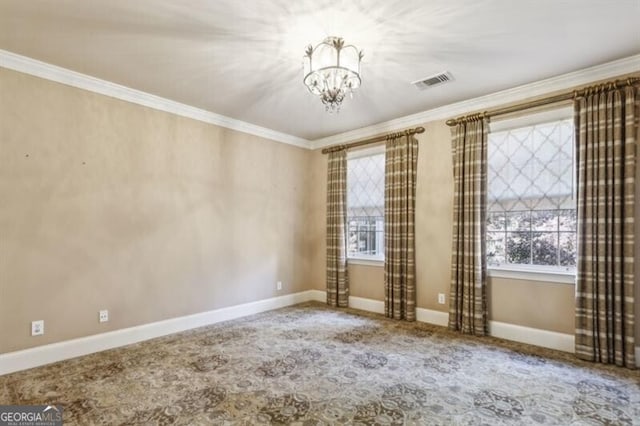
[348,257,384,267]
[488,266,575,284]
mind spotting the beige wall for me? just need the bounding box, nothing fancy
[2,66,639,354]
[0,68,311,353]
[488,278,574,333]
[348,264,385,301]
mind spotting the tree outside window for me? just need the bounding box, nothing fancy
[487,117,575,271]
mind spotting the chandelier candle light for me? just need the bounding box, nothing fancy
[303,36,363,113]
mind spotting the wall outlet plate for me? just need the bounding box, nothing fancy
[99,310,109,323]
[31,320,44,336]
[438,293,446,304]
[276,281,282,291]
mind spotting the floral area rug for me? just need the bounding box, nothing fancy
[1,302,639,425]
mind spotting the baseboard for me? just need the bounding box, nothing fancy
[308,289,326,302]
[349,296,384,314]
[310,290,581,354]
[307,290,386,314]
[488,320,574,353]
[0,290,315,376]
[3,290,637,375]
[345,299,449,328]
[416,307,449,327]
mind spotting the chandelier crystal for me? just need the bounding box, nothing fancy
[303,36,363,113]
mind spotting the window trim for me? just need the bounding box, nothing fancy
[487,107,576,280]
[347,144,385,159]
[348,256,384,266]
[346,146,385,261]
[488,264,575,284]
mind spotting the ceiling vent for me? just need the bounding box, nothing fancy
[411,71,454,90]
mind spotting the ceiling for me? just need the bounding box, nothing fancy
[1,0,639,140]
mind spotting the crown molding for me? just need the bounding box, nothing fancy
[310,54,640,149]
[3,49,638,151]
[0,49,311,149]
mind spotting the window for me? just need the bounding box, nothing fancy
[347,147,385,260]
[487,109,576,273]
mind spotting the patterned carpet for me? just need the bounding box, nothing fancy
[1,302,639,425]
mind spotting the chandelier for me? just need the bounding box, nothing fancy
[303,36,363,113]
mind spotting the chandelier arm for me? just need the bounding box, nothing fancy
[302,36,362,113]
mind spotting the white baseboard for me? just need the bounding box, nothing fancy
[310,290,581,354]
[349,296,384,314]
[3,290,638,375]
[308,289,326,302]
[488,320,574,353]
[416,307,449,327]
[307,290,386,314]
[0,290,314,376]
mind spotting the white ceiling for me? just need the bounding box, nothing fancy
[1,0,639,140]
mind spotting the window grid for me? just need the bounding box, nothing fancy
[348,216,384,257]
[486,209,576,269]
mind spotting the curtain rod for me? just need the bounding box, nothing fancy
[321,126,425,154]
[445,76,640,127]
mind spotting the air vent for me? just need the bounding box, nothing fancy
[411,71,454,90]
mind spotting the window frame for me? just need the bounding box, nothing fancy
[346,145,386,263]
[486,106,576,283]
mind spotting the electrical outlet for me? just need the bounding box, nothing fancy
[31,320,44,336]
[276,281,282,291]
[438,293,446,304]
[99,310,109,323]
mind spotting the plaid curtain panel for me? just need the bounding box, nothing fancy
[575,85,638,368]
[449,117,489,335]
[326,150,349,307]
[384,133,419,321]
